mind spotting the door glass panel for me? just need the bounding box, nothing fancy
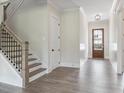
[93,30,103,50]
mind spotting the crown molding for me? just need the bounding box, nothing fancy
[111,0,121,14]
[47,0,62,12]
[111,0,124,14]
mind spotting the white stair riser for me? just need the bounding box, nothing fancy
[29,70,47,82]
[29,65,42,73]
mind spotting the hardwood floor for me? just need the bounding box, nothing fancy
[0,59,123,93]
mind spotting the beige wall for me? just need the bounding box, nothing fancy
[88,20,109,59]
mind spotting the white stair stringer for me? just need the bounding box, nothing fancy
[0,51,23,87]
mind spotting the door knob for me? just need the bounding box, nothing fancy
[52,49,54,51]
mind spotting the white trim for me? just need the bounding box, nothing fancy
[111,0,122,14]
[60,61,80,68]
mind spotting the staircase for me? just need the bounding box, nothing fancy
[0,0,46,87]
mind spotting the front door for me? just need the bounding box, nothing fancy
[92,28,104,58]
[49,15,60,72]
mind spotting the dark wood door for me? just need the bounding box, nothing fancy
[92,28,104,58]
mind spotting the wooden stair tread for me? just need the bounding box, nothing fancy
[2,41,16,42]
[29,63,42,68]
[28,58,37,62]
[5,50,22,52]
[2,40,16,42]
[2,45,20,47]
[28,53,32,56]
[29,68,46,77]
[1,37,13,39]
[11,55,22,58]
[11,61,21,65]
[2,32,9,34]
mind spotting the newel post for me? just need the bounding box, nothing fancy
[22,41,29,88]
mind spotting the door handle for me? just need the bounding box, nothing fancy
[52,49,54,52]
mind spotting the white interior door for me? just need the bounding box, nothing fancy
[49,15,60,72]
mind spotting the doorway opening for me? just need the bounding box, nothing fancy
[92,28,104,59]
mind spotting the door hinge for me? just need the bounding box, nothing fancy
[58,36,60,39]
[59,61,61,64]
[58,49,60,51]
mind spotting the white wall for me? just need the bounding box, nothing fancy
[109,13,118,63]
[4,0,87,70]
[121,11,124,72]
[88,20,109,59]
[6,0,49,68]
[0,53,22,87]
[60,8,80,68]
[6,0,62,71]
[109,0,124,73]
[116,10,124,73]
[0,5,3,23]
[110,12,124,73]
[80,7,88,63]
[109,12,118,72]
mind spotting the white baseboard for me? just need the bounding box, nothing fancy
[60,62,80,68]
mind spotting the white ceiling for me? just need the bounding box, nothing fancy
[0,0,115,21]
[50,0,114,21]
